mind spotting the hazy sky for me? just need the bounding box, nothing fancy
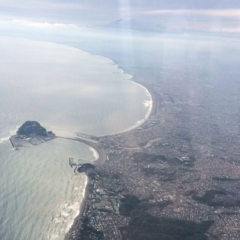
[0,0,240,33]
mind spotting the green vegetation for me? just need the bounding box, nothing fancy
[220,211,238,216]
[206,234,220,240]
[87,171,99,180]
[184,190,197,196]
[96,171,121,179]
[133,152,166,163]
[138,142,148,147]
[133,152,195,166]
[17,121,48,137]
[143,200,172,210]
[212,176,240,181]
[167,157,184,165]
[119,195,141,216]
[192,190,240,207]
[211,200,240,207]
[179,167,197,172]
[119,195,214,240]
[79,217,103,240]
[98,209,113,213]
[141,167,176,181]
[77,163,95,173]
[170,156,195,165]
[193,190,226,204]
[184,162,195,167]
[142,167,175,176]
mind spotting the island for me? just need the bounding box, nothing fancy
[9,121,55,150]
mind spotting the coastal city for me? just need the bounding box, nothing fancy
[65,65,240,240]
[2,1,240,239]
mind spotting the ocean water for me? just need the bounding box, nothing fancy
[0,37,152,240]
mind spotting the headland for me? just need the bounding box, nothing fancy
[10,121,55,150]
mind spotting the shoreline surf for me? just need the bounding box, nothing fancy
[0,36,153,240]
[64,64,155,240]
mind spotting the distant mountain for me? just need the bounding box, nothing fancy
[105,18,165,32]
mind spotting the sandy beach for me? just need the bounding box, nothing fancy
[63,78,155,240]
[57,136,107,164]
[64,177,89,240]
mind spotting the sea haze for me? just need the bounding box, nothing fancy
[0,37,152,138]
[0,37,152,240]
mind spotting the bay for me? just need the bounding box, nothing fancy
[0,37,152,240]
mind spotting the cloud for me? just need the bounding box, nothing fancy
[0,0,87,10]
[1,1,240,34]
[11,19,79,28]
[137,9,240,19]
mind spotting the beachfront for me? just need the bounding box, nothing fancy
[63,78,154,240]
[65,60,240,239]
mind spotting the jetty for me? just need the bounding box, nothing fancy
[9,136,18,150]
[69,158,85,167]
[76,133,99,143]
[59,136,107,164]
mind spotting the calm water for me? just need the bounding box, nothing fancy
[0,37,151,240]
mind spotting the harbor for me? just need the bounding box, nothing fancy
[58,135,107,164]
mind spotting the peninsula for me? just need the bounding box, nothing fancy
[9,121,55,150]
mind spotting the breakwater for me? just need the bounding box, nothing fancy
[58,136,107,164]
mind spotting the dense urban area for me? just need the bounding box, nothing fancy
[65,62,240,240]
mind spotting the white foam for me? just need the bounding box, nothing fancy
[89,146,99,160]
[124,74,132,80]
[114,64,124,73]
[134,81,153,117]
[100,80,153,137]
[144,99,152,108]
[47,175,88,240]
[0,137,10,143]
[105,61,152,136]
[61,211,69,218]
[10,125,20,135]
[1,125,20,143]
[65,176,88,233]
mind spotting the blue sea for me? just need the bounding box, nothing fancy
[0,36,152,240]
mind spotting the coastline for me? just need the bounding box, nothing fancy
[65,176,89,240]
[98,67,156,138]
[99,80,157,138]
[98,81,153,137]
[64,71,156,240]
[3,34,237,240]
[57,136,107,164]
